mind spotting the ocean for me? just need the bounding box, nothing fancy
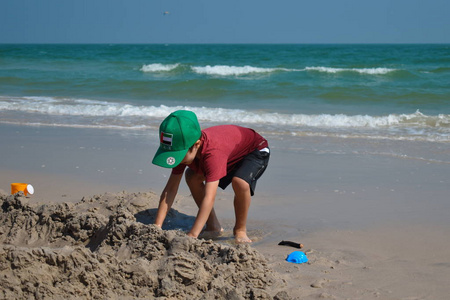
[1,44,449,145]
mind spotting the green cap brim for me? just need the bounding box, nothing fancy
[152,146,188,168]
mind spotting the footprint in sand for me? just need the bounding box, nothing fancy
[311,278,329,288]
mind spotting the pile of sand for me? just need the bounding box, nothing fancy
[0,191,290,299]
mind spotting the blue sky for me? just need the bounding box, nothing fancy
[1,0,449,43]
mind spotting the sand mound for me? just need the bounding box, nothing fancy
[0,191,288,299]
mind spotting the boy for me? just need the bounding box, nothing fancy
[152,110,270,243]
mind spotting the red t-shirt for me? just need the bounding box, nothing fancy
[172,125,268,182]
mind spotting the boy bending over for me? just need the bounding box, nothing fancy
[152,110,270,243]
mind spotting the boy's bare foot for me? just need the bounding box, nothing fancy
[234,229,252,243]
[235,235,252,243]
[198,228,224,239]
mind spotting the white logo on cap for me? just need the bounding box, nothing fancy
[167,157,176,165]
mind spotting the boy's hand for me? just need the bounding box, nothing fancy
[187,231,198,238]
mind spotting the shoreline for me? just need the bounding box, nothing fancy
[1,123,450,299]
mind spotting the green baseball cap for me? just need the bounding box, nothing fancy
[152,110,201,168]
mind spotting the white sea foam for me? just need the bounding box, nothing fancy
[305,66,396,75]
[139,63,396,76]
[140,63,179,72]
[0,96,446,128]
[191,65,289,76]
[1,96,448,142]
[194,108,449,129]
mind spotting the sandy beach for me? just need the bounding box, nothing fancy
[1,123,450,299]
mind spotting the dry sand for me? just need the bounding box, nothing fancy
[0,190,288,300]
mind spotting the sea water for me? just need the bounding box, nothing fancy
[1,44,449,145]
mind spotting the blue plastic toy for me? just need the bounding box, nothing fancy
[286,251,308,264]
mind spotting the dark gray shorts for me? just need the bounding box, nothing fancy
[218,148,270,196]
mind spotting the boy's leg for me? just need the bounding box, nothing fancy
[232,176,252,243]
[185,168,222,232]
[227,148,270,243]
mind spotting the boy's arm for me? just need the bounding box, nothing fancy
[154,172,183,228]
[187,180,219,238]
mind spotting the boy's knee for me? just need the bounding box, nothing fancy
[231,177,250,193]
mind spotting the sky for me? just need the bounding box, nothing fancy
[1,0,449,44]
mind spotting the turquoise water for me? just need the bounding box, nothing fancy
[1,44,449,141]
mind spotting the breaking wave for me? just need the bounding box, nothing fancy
[139,63,399,76]
[191,65,291,76]
[1,96,448,128]
[140,63,180,72]
[1,96,449,142]
[305,67,397,75]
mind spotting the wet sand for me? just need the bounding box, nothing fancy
[1,124,450,299]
